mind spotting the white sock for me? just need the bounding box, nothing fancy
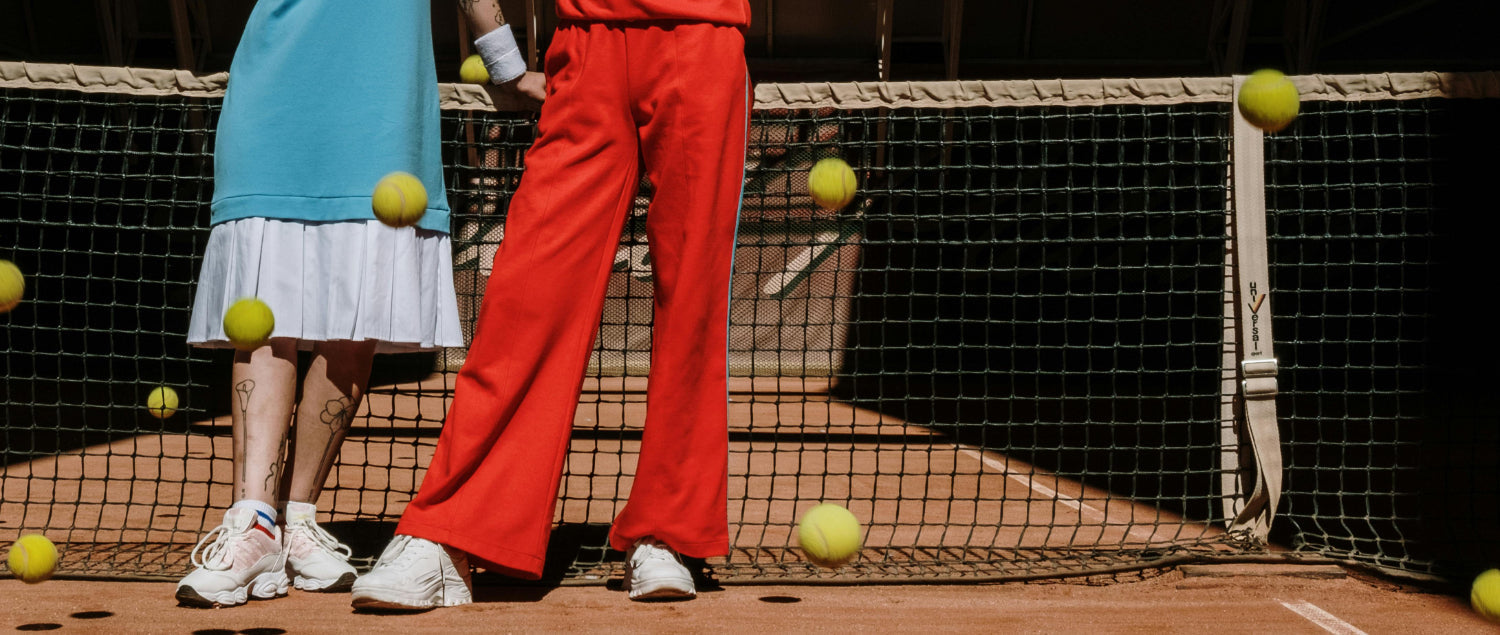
[283,500,318,524]
[230,499,278,537]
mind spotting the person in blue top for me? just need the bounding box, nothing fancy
[175,0,545,608]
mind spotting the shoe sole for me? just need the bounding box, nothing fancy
[350,585,473,611]
[176,570,289,608]
[627,578,697,602]
[295,572,357,593]
[175,585,228,608]
[350,596,439,612]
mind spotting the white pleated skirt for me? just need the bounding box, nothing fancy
[188,217,464,353]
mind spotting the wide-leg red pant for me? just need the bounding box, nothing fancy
[397,22,748,579]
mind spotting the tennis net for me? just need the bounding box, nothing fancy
[1,62,1496,583]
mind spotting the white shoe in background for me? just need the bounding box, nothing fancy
[282,501,358,592]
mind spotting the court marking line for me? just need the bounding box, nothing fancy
[1277,599,1368,635]
[956,446,1158,542]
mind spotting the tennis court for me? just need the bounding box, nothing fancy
[2,48,1499,631]
[2,571,1491,633]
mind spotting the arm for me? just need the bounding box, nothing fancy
[457,0,546,105]
[457,0,508,40]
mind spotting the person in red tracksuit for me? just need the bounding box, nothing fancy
[351,0,751,609]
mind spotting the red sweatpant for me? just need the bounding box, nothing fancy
[397,22,748,579]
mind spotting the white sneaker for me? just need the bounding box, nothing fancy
[175,508,289,607]
[283,501,358,592]
[625,537,696,601]
[350,535,472,610]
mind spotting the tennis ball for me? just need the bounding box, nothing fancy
[460,54,491,84]
[146,386,179,419]
[222,297,274,351]
[372,171,428,228]
[1237,69,1300,133]
[0,259,23,314]
[1474,569,1500,623]
[7,534,58,584]
[808,157,857,211]
[798,503,862,568]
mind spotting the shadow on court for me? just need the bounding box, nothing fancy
[0,346,440,467]
[831,180,1228,524]
[832,97,1500,577]
[325,519,635,591]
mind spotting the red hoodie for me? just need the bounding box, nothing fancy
[555,0,751,27]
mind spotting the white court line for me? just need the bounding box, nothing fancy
[956,446,1157,542]
[1277,600,1368,635]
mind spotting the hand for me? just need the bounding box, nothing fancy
[485,71,546,111]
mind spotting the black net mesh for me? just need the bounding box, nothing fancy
[1,76,1494,584]
[1267,96,1500,580]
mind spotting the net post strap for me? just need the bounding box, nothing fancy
[1225,74,1284,542]
[1219,183,1247,524]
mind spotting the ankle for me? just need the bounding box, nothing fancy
[283,500,319,522]
[230,499,279,537]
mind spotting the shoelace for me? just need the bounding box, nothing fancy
[376,534,424,568]
[189,524,238,572]
[288,518,353,560]
[630,540,679,568]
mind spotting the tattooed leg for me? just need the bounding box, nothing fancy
[229,340,297,506]
[315,396,356,474]
[265,426,288,492]
[233,379,255,499]
[285,340,377,504]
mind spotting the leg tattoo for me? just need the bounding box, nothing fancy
[317,396,356,473]
[266,427,288,492]
[235,379,256,414]
[234,379,256,499]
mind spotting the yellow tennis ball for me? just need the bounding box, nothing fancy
[798,503,862,568]
[808,157,858,211]
[146,386,179,419]
[8,534,58,584]
[372,171,428,228]
[1238,69,1300,133]
[1474,569,1500,623]
[460,54,491,84]
[0,259,24,314]
[222,297,274,351]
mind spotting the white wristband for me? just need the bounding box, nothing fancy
[474,25,527,85]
